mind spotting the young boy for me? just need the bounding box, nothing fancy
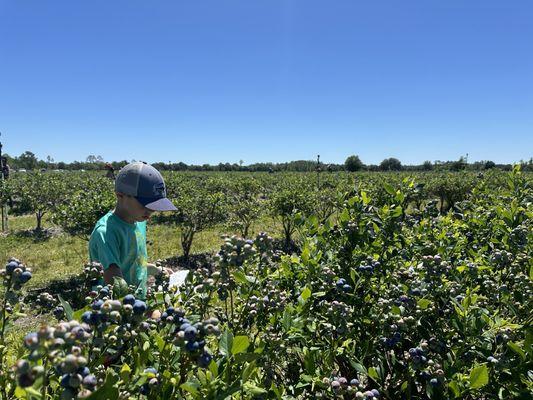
[89,162,176,299]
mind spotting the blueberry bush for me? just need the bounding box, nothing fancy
[0,167,531,399]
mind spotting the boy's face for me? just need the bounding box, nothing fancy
[116,193,155,222]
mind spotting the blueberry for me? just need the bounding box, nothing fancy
[180,322,192,332]
[197,352,212,367]
[19,271,32,283]
[123,294,136,305]
[371,389,380,397]
[342,284,352,293]
[18,373,34,388]
[53,306,64,318]
[82,374,97,388]
[78,367,90,377]
[429,378,439,387]
[6,261,18,274]
[186,341,200,352]
[133,300,147,315]
[144,367,157,375]
[24,332,39,350]
[81,312,92,324]
[166,306,175,315]
[336,278,346,287]
[184,326,197,341]
[60,374,71,388]
[350,378,359,386]
[92,299,104,310]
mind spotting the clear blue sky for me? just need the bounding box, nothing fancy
[1,0,531,165]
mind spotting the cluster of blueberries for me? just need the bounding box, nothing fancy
[326,376,380,398]
[57,353,98,399]
[170,312,219,368]
[408,347,428,368]
[17,321,96,399]
[335,278,352,293]
[2,258,32,291]
[357,260,380,274]
[80,294,147,330]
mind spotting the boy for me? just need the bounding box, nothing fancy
[89,162,176,298]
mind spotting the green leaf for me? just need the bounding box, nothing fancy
[392,206,403,217]
[219,330,233,356]
[243,382,267,395]
[417,299,432,310]
[299,287,311,302]
[86,371,119,399]
[180,381,200,395]
[208,360,218,377]
[361,191,370,205]
[232,335,250,355]
[507,342,526,361]
[120,363,131,381]
[383,182,395,195]
[57,295,74,321]
[113,277,129,298]
[233,271,249,285]
[367,367,379,381]
[448,380,461,397]
[469,364,489,389]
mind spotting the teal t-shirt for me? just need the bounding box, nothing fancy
[89,211,148,298]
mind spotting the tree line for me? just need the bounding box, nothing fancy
[3,150,532,172]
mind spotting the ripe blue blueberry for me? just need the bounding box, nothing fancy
[133,300,147,315]
[180,322,192,332]
[19,271,32,283]
[81,312,92,324]
[186,341,200,352]
[123,294,136,305]
[197,352,212,368]
[342,284,352,293]
[184,326,198,341]
[6,261,18,274]
[92,299,104,310]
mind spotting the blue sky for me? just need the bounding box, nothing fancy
[0,0,531,165]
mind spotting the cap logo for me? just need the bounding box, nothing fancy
[153,182,166,197]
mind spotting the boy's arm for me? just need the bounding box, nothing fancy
[103,263,123,285]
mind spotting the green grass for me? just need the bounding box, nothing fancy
[1,214,284,290]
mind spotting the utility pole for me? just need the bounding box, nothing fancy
[317,154,321,190]
[0,132,7,231]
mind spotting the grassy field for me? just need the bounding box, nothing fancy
[0,213,283,290]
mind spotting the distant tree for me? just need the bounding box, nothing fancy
[422,160,433,171]
[344,155,364,172]
[484,160,496,170]
[450,157,467,171]
[380,157,402,171]
[18,151,38,170]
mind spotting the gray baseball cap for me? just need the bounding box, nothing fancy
[115,162,177,211]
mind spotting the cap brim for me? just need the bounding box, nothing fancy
[138,197,177,211]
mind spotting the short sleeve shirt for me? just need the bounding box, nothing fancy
[89,211,148,298]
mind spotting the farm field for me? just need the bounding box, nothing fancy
[0,168,531,399]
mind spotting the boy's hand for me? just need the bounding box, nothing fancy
[147,263,173,278]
